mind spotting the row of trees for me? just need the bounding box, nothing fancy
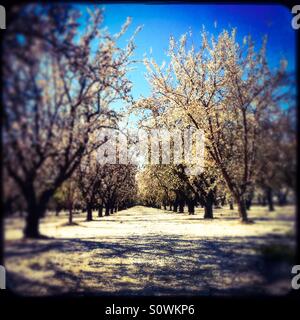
[2,4,296,245]
[137,153,294,219]
[134,29,295,221]
[54,160,137,224]
[3,5,140,237]
[137,164,219,218]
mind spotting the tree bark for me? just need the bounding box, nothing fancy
[105,205,110,216]
[173,202,178,212]
[204,201,213,219]
[68,205,73,225]
[179,201,184,213]
[86,205,93,221]
[204,191,214,219]
[245,199,252,210]
[98,205,103,217]
[229,201,234,210]
[266,187,274,212]
[24,204,42,238]
[236,197,248,222]
[188,201,195,215]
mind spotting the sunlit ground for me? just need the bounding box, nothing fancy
[4,205,296,296]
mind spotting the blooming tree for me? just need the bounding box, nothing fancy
[135,28,290,222]
[3,4,139,237]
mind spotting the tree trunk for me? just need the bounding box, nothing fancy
[86,205,93,221]
[204,201,213,219]
[105,205,110,216]
[173,203,178,212]
[229,201,234,210]
[188,201,195,215]
[236,197,248,222]
[110,207,114,215]
[245,199,252,210]
[204,191,214,219]
[277,192,288,206]
[169,204,172,211]
[68,205,73,225]
[98,205,103,217]
[179,201,184,213]
[24,204,42,238]
[266,187,274,212]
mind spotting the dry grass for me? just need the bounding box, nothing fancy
[4,205,296,296]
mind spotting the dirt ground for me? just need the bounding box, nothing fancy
[4,205,296,296]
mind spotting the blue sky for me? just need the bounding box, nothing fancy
[76,3,296,113]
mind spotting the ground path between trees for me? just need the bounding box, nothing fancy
[5,205,295,296]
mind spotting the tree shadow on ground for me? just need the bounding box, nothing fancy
[5,233,295,296]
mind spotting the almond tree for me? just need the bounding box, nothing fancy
[76,153,106,221]
[54,179,80,225]
[255,106,296,210]
[2,4,138,237]
[136,166,157,207]
[137,28,289,222]
[133,113,221,216]
[99,164,137,215]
